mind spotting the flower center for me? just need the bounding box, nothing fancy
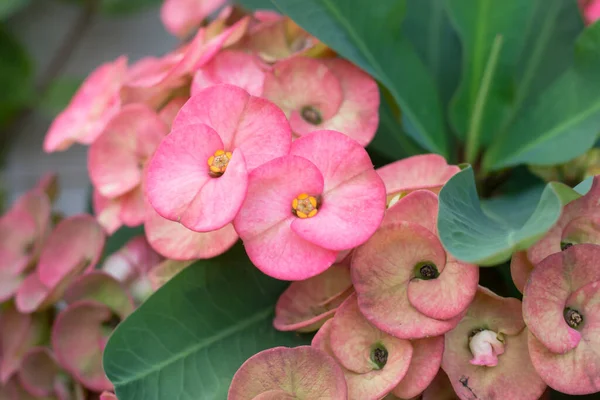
[564,307,583,329]
[560,241,574,251]
[207,150,232,177]
[300,106,323,125]
[370,343,388,369]
[468,329,505,367]
[414,261,440,280]
[292,193,319,218]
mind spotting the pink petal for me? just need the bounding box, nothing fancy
[147,259,193,290]
[160,0,227,37]
[88,104,168,199]
[273,263,353,332]
[510,251,534,294]
[37,215,105,290]
[382,189,439,233]
[102,235,163,283]
[421,370,461,400]
[191,50,267,97]
[173,84,292,171]
[377,155,460,199]
[158,96,188,127]
[93,190,122,235]
[100,393,118,400]
[145,206,238,260]
[117,186,148,227]
[228,346,347,400]
[44,56,127,152]
[392,336,445,399]
[17,348,61,397]
[234,155,337,280]
[15,273,59,313]
[51,301,114,392]
[145,123,222,222]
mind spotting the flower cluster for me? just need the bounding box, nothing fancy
[0,175,169,399]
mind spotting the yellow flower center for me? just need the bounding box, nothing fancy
[292,193,319,218]
[207,150,232,177]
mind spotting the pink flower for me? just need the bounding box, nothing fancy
[146,84,292,232]
[442,287,546,400]
[88,104,169,231]
[263,57,379,146]
[580,0,600,24]
[144,206,238,260]
[161,0,227,38]
[228,346,347,400]
[44,56,127,152]
[191,50,267,97]
[523,244,600,395]
[273,263,354,332]
[312,295,413,400]
[351,190,479,339]
[376,154,460,206]
[234,130,386,280]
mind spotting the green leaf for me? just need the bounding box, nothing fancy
[437,166,585,266]
[483,21,600,171]
[39,77,83,117]
[100,0,161,14]
[236,0,277,11]
[0,0,30,20]
[446,0,533,144]
[402,0,462,110]
[273,0,449,156]
[104,244,310,400]
[0,24,33,128]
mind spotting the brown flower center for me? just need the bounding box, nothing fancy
[560,241,574,251]
[207,150,232,177]
[370,344,388,369]
[300,106,323,125]
[292,193,320,218]
[415,262,440,280]
[564,307,583,329]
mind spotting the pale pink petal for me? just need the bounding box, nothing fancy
[510,251,534,294]
[15,273,60,313]
[234,155,337,280]
[52,301,114,392]
[44,56,127,152]
[88,104,168,199]
[160,0,227,38]
[145,206,238,260]
[377,155,461,199]
[173,84,292,171]
[145,123,222,222]
[228,346,347,400]
[392,336,444,399]
[37,215,105,290]
[93,190,122,235]
[382,189,439,233]
[191,50,266,97]
[147,259,193,290]
[273,264,353,332]
[102,235,162,283]
[117,186,147,227]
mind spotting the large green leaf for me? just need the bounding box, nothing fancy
[0,0,30,20]
[236,0,277,11]
[103,244,310,400]
[437,167,584,266]
[273,0,449,156]
[445,0,532,146]
[402,0,461,109]
[483,21,600,171]
[0,24,33,128]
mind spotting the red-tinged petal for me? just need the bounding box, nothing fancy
[381,190,439,233]
[44,56,127,152]
[37,215,105,290]
[117,186,147,227]
[62,272,134,318]
[352,222,469,339]
[173,85,292,171]
[191,51,266,97]
[234,156,337,280]
[158,96,188,128]
[289,58,379,146]
[273,264,353,332]
[523,245,600,354]
[228,346,347,400]
[102,235,162,283]
[421,371,460,400]
[89,104,168,199]
[0,270,23,303]
[18,348,61,397]
[263,57,343,125]
[377,155,460,199]
[180,149,248,231]
[392,336,444,399]
[442,288,543,400]
[51,301,114,392]
[510,250,534,294]
[0,306,49,383]
[145,203,238,260]
[145,123,222,222]
[100,393,118,400]
[160,0,226,37]
[147,259,193,290]
[93,190,122,235]
[561,215,600,245]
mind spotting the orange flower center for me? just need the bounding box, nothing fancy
[292,193,319,218]
[207,150,232,177]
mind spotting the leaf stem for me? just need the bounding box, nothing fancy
[465,34,504,166]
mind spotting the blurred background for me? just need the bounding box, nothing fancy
[0,0,178,214]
